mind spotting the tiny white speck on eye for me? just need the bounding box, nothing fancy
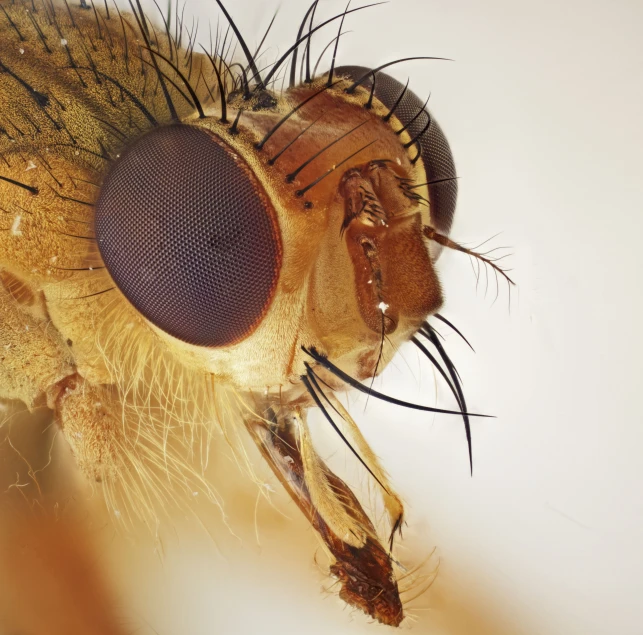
[378,301,389,313]
[60,38,68,46]
[19,48,24,55]
[11,215,22,236]
[25,160,36,171]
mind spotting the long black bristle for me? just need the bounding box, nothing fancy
[269,115,322,165]
[313,31,349,81]
[1,5,26,41]
[286,120,366,183]
[199,44,228,123]
[395,94,429,136]
[302,346,490,418]
[256,81,339,150]
[420,323,473,474]
[411,336,463,410]
[0,175,38,195]
[434,314,475,352]
[247,11,277,81]
[327,0,350,86]
[213,0,263,87]
[384,77,411,121]
[294,139,376,198]
[303,0,318,84]
[365,72,377,109]
[141,46,206,118]
[128,0,178,121]
[409,176,460,190]
[289,0,318,88]
[345,56,452,94]
[403,112,431,149]
[259,3,386,91]
[303,370,389,494]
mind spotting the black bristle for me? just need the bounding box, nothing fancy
[302,346,490,418]
[259,3,386,91]
[303,369,389,493]
[327,0,350,86]
[345,57,452,94]
[286,120,366,183]
[214,0,263,87]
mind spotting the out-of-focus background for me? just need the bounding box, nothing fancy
[3,0,643,633]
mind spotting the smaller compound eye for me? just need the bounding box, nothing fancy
[335,66,458,238]
[95,124,282,347]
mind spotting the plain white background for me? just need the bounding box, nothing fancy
[103,1,643,633]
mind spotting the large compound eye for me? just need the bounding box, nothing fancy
[95,124,282,347]
[335,66,458,238]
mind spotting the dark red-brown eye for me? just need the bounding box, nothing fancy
[94,124,282,347]
[335,66,458,238]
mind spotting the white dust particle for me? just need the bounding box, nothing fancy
[10,215,22,236]
[114,509,121,518]
[367,279,373,284]
[25,160,36,171]
[49,256,58,264]
[60,38,68,46]
[19,48,24,55]
[396,157,402,165]
[378,301,389,313]
[192,491,199,497]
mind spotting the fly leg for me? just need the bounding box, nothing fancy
[244,407,404,627]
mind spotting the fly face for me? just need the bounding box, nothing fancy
[0,0,511,628]
[94,75,449,397]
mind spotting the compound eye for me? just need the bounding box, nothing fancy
[335,66,458,238]
[95,124,282,347]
